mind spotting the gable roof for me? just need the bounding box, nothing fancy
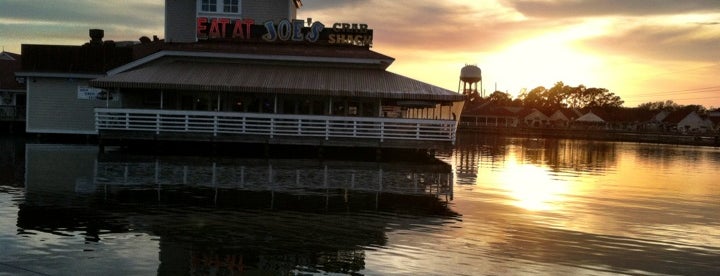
[20,39,395,75]
[576,111,605,122]
[0,51,20,61]
[90,58,465,101]
[463,106,518,117]
[662,109,695,124]
[517,108,548,119]
[549,108,582,121]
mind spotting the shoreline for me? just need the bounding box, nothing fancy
[458,126,720,147]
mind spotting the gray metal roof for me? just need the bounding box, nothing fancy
[90,59,465,102]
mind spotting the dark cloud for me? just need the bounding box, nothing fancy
[0,0,164,31]
[300,0,574,53]
[299,0,369,11]
[580,23,720,62]
[506,0,720,18]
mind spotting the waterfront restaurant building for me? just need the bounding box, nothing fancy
[18,0,465,151]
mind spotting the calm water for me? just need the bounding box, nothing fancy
[1,134,719,275]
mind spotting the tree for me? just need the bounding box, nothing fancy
[486,91,513,106]
[519,86,547,109]
[463,88,485,110]
[678,104,707,114]
[583,87,624,108]
[565,85,586,109]
[637,100,680,112]
[562,85,623,109]
[517,81,623,110]
[544,82,570,110]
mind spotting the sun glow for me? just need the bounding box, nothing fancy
[498,163,570,211]
[484,39,600,97]
[479,21,607,97]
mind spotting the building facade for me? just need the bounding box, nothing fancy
[166,0,303,43]
[19,0,465,151]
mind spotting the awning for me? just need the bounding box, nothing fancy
[90,60,466,102]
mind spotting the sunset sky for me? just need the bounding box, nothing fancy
[2,0,719,107]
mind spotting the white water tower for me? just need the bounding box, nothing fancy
[459,64,482,97]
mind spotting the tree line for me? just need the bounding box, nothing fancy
[465,81,715,114]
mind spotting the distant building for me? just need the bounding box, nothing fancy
[0,51,26,122]
[663,110,712,134]
[573,110,606,128]
[519,108,550,128]
[460,105,518,127]
[548,109,581,128]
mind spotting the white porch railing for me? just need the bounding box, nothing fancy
[95,108,457,143]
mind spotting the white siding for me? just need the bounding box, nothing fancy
[165,0,198,43]
[165,0,299,43]
[677,112,712,132]
[26,77,121,134]
[244,0,295,22]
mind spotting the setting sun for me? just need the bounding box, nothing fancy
[482,35,601,97]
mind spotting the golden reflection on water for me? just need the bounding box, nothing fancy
[496,161,571,211]
[452,136,720,236]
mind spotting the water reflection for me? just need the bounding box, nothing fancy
[453,134,622,211]
[0,136,24,187]
[454,133,619,177]
[445,133,720,275]
[497,163,568,211]
[3,135,720,275]
[18,144,457,275]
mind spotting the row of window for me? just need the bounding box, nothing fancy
[200,0,239,13]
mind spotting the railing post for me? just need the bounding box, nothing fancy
[380,121,384,142]
[451,123,457,145]
[241,116,246,133]
[125,112,129,129]
[95,110,100,132]
[325,120,330,140]
[416,123,421,139]
[270,117,274,138]
[155,113,160,134]
[184,115,189,131]
[353,120,357,137]
[298,119,302,135]
[213,115,218,137]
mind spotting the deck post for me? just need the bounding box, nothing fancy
[213,115,218,137]
[325,120,329,140]
[155,113,160,135]
[380,121,385,142]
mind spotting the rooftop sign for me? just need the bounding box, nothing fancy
[196,17,373,47]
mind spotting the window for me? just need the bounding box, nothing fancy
[223,0,239,13]
[201,0,217,12]
[199,0,240,14]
